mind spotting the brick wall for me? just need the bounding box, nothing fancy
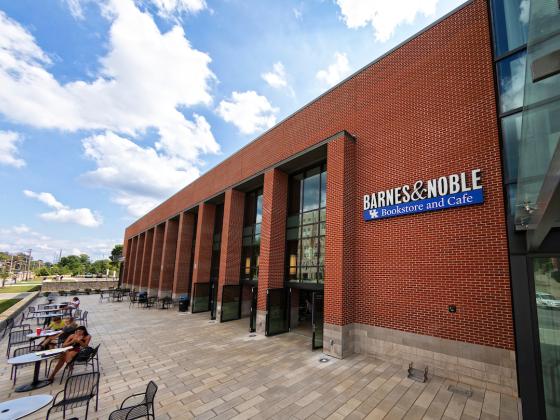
[139,228,154,291]
[133,233,145,290]
[159,218,179,296]
[147,224,165,294]
[192,203,216,285]
[217,189,245,303]
[122,0,513,350]
[173,212,195,297]
[257,169,289,311]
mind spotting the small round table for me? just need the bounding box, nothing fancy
[7,348,69,392]
[0,394,53,419]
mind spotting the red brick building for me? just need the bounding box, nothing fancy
[121,1,560,418]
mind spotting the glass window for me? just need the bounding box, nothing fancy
[240,189,263,282]
[285,164,326,284]
[255,194,263,224]
[497,50,527,114]
[303,173,321,211]
[502,112,522,181]
[490,0,529,57]
[532,257,560,420]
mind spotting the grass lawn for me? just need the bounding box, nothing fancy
[0,285,41,294]
[0,299,21,314]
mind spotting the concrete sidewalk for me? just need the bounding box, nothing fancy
[0,295,520,419]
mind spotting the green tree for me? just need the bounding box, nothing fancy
[110,245,123,263]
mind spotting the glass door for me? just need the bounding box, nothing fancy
[265,288,290,336]
[250,286,257,332]
[191,282,210,313]
[220,285,241,322]
[533,256,560,419]
[312,291,324,350]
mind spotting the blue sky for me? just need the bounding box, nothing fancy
[0,0,464,262]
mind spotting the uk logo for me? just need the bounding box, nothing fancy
[368,209,379,219]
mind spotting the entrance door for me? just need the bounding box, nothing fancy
[312,291,324,350]
[265,288,290,336]
[532,256,560,419]
[250,286,258,332]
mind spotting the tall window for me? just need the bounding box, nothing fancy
[210,204,224,283]
[241,189,262,282]
[490,0,528,215]
[286,164,326,284]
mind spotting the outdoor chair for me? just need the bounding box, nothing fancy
[1,317,14,340]
[23,306,36,321]
[73,309,82,319]
[108,381,158,420]
[55,344,100,385]
[144,296,156,309]
[6,324,32,357]
[99,291,110,302]
[76,310,88,326]
[46,371,100,420]
[11,344,46,385]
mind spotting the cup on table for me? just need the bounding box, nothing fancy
[36,327,42,336]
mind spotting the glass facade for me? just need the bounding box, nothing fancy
[210,204,224,283]
[491,0,529,57]
[240,189,262,282]
[286,164,326,284]
[533,257,560,419]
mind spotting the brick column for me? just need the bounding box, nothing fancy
[217,189,245,321]
[139,228,154,291]
[123,237,133,288]
[173,212,196,299]
[132,232,145,291]
[147,223,165,296]
[191,203,216,287]
[126,236,138,288]
[256,168,288,334]
[323,133,356,358]
[158,218,179,297]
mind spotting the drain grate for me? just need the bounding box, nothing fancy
[249,334,256,337]
[319,357,330,363]
[448,385,473,398]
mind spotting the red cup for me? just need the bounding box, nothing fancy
[36,328,41,336]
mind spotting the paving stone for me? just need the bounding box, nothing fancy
[0,295,520,420]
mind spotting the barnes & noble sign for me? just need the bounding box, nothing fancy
[363,169,484,221]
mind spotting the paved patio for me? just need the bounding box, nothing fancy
[0,295,521,419]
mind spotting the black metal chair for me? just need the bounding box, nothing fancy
[108,381,158,420]
[144,296,156,309]
[99,291,111,303]
[76,310,88,326]
[6,325,32,357]
[1,317,14,340]
[55,344,100,385]
[11,344,46,385]
[46,371,100,420]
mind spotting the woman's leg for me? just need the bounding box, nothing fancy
[48,352,74,381]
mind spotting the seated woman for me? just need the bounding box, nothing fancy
[40,316,77,350]
[48,326,92,382]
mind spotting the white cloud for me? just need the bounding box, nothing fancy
[519,0,529,25]
[81,131,201,217]
[316,52,351,87]
[262,62,288,89]
[23,190,102,227]
[0,1,220,214]
[335,0,438,42]
[216,91,278,135]
[0,131,25,168]
[0,225,118,262]
[149,0,207,17]
[64,0,85,19]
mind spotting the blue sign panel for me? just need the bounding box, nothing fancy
[363,188,484,221]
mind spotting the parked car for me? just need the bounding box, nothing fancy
[536,292,560,309]
[84,273,94,278]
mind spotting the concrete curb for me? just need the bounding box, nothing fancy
[0,291,40,332]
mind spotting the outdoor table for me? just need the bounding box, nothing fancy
[33,308,64,313]
[26,330,61,341]
[0,395,53,419]
[44,304,64,308]
[31,312,65,319]
[7,347,72,392]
